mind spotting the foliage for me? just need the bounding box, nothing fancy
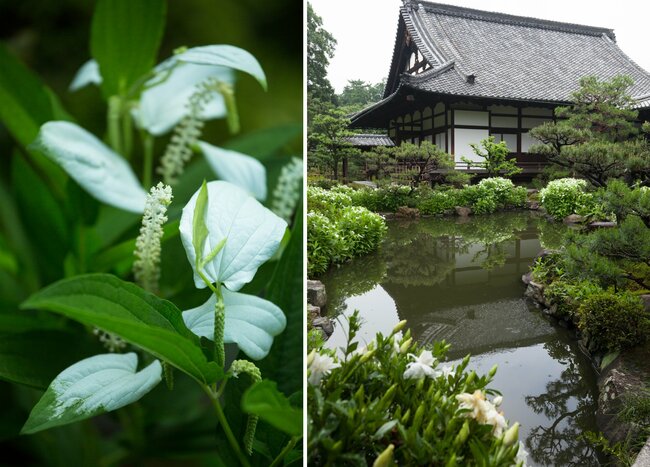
[602,180,650,228]
[308,311,526,466]
[307,2,336,104]
[418,190,458,215]
[539,178,592,220]
[308,107,360,180]
[307,187,387,277]
[544,280,603,320]
[337,79,385,111]
[465,136,522,178]
[392,141,455,188]
[529,75,650,187]
[460,178,527,215]
[577,291,649,352]
[0,2,303,464]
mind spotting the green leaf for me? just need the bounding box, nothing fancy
[258,203,303,394]
[21,353,162,434]
[21,274,221,384]
[0,330,101,390]
[90,0,166,96]
[192,180,210,268]
[241,380,302,436]
[177,45,267,91]
[0,44,68,193]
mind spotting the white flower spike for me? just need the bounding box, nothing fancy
[179,181,287,291]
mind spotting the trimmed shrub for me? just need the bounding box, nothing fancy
[539,178,592,220]
[307,186,352,215]
[577,291,649,352]
[417,190,458,215]
[307,211,348,277]
[337,206,387,255]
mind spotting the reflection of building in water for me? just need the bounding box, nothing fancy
[383,230,548,357]
[416,298,555,359]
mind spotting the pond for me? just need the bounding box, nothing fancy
[320,212,605,466]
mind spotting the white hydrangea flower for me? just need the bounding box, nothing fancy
[133,183,173,292]
[308,353,340,386]
[271,157,303,222]
[403,350,438,380]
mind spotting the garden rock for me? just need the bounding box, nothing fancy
[640,294,650,312]
[455,206,472,217]
[525,201,539,210]
[633,438,650,467]
[563,214,585,224]
[524,281,546,306]
[307,280,327,309]
[521,271,532,285]
[312,317,334,338]
[308,304,321,321]
[396,206,419,218]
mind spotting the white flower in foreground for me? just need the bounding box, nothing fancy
[438,364,455,378]
[456,390,509,437]
[403,350,438,380]
[493,395,503,407]
[308,353,340,386]
[484,406,508,437]
[133,183,173,292]
[30,121,147,213]
[179,181,287,291]
[514,441,529,466]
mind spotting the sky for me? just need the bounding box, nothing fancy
[310,0,650,94]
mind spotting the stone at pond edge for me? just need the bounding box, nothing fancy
[588,221,617,230]
[396,206,419,218]
[521,271,532,285]
[563,214,585,224]
[312,317,334,338]
[524,281,546,306]
[455,206,472,217]
[633,438,650,467]
[640,294,650,313]
[307,280,327,309]
[525,201,539,210]
[308,304,321,321]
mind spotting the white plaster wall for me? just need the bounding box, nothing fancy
[454,128,490,161]
[455,110,489,126]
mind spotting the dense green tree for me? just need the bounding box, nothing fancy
[307,3,336,104]
[530,75,650,187]
[308,108,359,180]
[392,141,454,188]
[337,79,385,111]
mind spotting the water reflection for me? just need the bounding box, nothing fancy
[321,212,603,466]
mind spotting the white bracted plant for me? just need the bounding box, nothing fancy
[21,180,291,466]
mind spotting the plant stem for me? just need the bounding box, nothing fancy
[142,131,154,189]
[108,96,123,154]
[269,437,299,467]
[203,385,251,467]
[122,106,133,159]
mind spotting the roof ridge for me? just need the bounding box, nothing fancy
[402,60,455,83]
[403,0,616,40]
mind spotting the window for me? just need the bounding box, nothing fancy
[491,133,517,151]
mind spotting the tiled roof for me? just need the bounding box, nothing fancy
[345,134,395,147]
[388,1,650,103]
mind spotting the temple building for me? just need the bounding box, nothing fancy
[350,1,650,173]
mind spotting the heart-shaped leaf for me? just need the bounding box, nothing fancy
[179,181,286,291]
[21,274,221,384]
[198,141,267,201]
[22,353,161,434]
[183,289,286,360]
[176,45,267,91]
[135,63,234,136]
[30,121,147,213]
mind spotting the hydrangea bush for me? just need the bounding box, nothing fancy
[308,312,527,466]
[539,178,592,220]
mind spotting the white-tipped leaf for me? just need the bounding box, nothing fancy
[183,290,286,360]
[22,353,162,434]
[134,63,235,136]
[176,45,267,90]
[69,59,102,91]
[198,141,267,201]
[180,181,286,291]
[32,121,147,213]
